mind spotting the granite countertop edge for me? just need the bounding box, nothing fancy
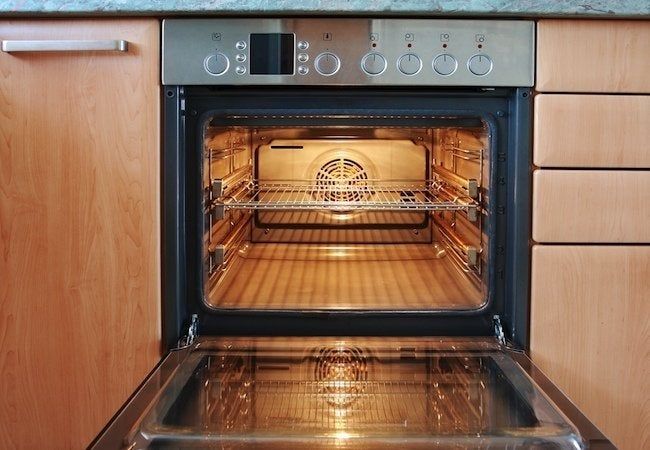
[0,1,648,18]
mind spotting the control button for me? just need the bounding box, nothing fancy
[314,52,340,76]
[298,53,309,63]
[298,65,309,75]
[204,53,230,76]
[235,40,247,50]
[361,52,387,76]
[433,53,457,76]
[297,40,309,50]
[235,66,246,75]
[235,53,247,63]
[397,53,422,76]
[468,54,493,76]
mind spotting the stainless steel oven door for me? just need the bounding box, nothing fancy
[91,337,613,449]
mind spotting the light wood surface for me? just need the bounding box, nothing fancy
[532,170,650,243]
[534,95,650,168]
[537,20,650,93]
[210,243,483,310]
[530,245,650,450]
[0,20,161,449]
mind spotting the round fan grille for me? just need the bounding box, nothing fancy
[315,346,368,407]
[314,158,370,203]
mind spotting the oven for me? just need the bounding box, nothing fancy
[93,18,613,449]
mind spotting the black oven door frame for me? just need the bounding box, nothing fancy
[162,87,532,350]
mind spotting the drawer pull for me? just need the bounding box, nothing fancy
[1,39,128,53]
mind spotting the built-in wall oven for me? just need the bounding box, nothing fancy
[93,19,613,449]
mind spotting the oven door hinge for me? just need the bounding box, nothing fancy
[175,314,199,350]
[493,314,507,346]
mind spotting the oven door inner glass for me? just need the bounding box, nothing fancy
[128,338,583,449]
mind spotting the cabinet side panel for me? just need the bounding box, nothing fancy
[0,19,161,449]
[530,245,650,450]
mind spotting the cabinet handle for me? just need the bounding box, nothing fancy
[1,39,128,53]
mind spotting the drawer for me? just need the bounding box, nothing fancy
[537,20,650,93]
[534,95,650,168]
[532,170,650,243]
[530,245,650,450]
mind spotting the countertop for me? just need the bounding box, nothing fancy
[0,1,648,17]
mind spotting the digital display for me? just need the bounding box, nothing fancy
[249,33,295,75]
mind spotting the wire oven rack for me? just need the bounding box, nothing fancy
[218,179,477,215]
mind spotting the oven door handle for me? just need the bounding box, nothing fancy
[1,39,128,53]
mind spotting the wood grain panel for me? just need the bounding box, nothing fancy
[537,20,650,93]
[534,95,650,168]
[532,170,650,243]
[0,20,161,449]
[530,245,650,450]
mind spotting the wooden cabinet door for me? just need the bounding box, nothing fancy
[532,169,650,243]
[531,245,650,450]
[0,19,161,449]
[534,94,650,168]
[537,20,650,93]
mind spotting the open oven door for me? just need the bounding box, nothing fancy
[91,337,614,449]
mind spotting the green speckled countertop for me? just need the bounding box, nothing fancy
[0,1,648,17]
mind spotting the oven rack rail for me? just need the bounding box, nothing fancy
[215,179,478,218]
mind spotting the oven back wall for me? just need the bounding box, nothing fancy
[0,20,161,449]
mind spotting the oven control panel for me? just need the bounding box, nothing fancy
[163,19,534,87]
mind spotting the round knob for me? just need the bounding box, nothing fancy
[433,53,458,76]
[361,52,387,76]
[397,53,422,76]
[314,52,340,76]
[204,53,229,76]
[468,54,493,76]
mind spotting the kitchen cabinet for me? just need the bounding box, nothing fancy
[533,19,650,450]
[0,19,161,449]
[530,245,650,450]
[534,95,650,168]
[532,169,650,243]
[537,19,650,93]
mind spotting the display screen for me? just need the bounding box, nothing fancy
[249,33,295,75]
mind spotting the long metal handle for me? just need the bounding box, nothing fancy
[1,39,128,53]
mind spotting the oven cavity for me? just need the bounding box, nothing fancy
[203,122,488,311]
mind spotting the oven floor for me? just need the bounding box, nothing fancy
[208,243,483,310]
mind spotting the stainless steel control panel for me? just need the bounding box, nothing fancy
[163,19,534,86]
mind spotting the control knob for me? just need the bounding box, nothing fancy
[433,54,458,76]
[397,53,422,76]
[361,52,387,76]
[468,54,493,76]
[204,52,229,76]
[315,52,341,76]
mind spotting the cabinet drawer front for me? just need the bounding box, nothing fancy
[532,170,650,243]
[534,95,650,168]
[530,245,650,450]
[537,20,650,93]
